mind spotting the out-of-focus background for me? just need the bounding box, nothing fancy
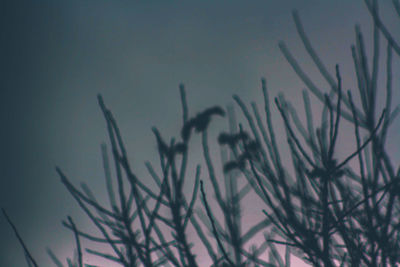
[1,0,399,266]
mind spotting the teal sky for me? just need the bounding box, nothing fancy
[1,1,399,266]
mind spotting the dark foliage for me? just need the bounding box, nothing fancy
[3,1,400,266]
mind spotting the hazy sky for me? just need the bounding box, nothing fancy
[1,1,399,266]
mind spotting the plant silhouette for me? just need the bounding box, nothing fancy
[3,1,400,266]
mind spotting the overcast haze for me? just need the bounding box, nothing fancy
[1,1,399,266]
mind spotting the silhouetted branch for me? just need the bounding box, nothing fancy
[2,209,39,267]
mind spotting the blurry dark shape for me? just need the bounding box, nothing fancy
[218,131,249,147]
[152,127,187,161]
[223,160,244,173]
[173,142,187,154]
[246,140,259,153]
[182,106,225,142]
[201,106,226,118]
[181,119,195,142]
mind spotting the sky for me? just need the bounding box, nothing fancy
[1,0,399,266]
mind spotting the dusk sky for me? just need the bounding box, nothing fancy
[1,1,399,266]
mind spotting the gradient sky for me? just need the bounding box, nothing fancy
[1,1,399,266]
